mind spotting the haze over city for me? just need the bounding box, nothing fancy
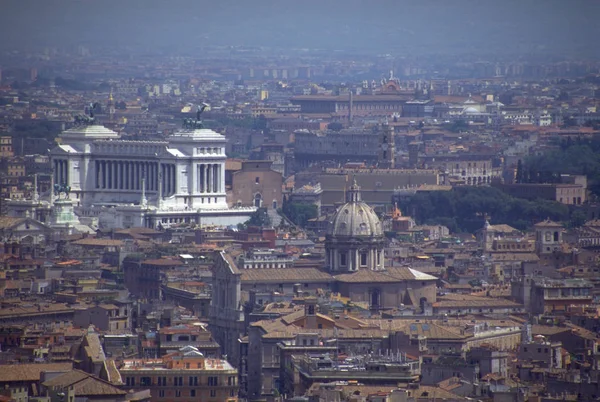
[1,0,600,57]
[1,1,600,402]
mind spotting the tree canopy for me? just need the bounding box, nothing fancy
[282,202,318,227]
[400,186,570,233]
[522,136,600,198]
[239,207,271,229]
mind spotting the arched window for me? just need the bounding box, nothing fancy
[254,193,262,208]
[360,252,368,266]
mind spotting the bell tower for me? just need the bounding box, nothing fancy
[378,124,395,169]
[107,88,115,122]
[534,219,563,255]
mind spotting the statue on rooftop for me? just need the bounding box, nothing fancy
[74,102,100,126]
[53,183,71,199]
[183,102,209,129]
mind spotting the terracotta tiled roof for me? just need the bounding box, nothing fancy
[485,224,520,233]
[141,258,182,266]
[103,359,123,385]
[433,293,523,309]
[0,216,25,229]
[487,252,539,262]
[241,267,334,284]
[366,319,466,340]
[334,269,400,283]
[114,227,160,235]
[42,369,126,396]
[0,362,72,382]
[534,219,563,228]
[0,303,73,318]
[83,333,105,363]
[71,238,124,247]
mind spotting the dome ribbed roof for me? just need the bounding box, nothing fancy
[328,179,382,238]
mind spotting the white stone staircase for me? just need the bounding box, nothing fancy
[267,208,283,227]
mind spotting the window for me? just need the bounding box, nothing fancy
[158,377,167,386]
[255,176,260,184]
[175,390,181,398]
[174,377,183,386]
[210,390,217,398]
[191,390,196,397]
[140,377,152,386]
[228,376,234,386]
[208,376,219,386]
[230,389,236,397]
[340,252,347,266]
[360,253,368,266]
[189,376,198,386]
[159,390,165,398]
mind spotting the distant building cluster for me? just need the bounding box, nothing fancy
[0,44,600,402]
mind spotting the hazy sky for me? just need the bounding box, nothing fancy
[1,0,599,57]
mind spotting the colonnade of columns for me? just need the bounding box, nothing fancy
[160,164,176,197]
[327,248,384,272]
[54,159,69,186]
[93,160,222,198]
[95,160,164,192]
[197,163,222,193]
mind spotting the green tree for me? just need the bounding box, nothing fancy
[446,119,469,133]
[327,122,343,132]
[400,186,571,233]
[282,202,318,227]
[244,207,272,228]
[252,114,269,132]
[569,209,587,228]
[562,117,578,128]
[515,159,524,183]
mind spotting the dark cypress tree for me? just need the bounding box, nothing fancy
[516,160,524,183]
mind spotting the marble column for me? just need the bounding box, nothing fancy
[124,162,129,190]
[100,161,105,189]
[151,163,156,191]
[116,162,121,190]
[129,162,134,190]
[120,162,124,190]
[111,161,116,189]
[200,164,205,193]
[213,164,218,193]
[137,162,141,190]
[190,162,195,194]
[171,165,176,195]
[167,165,171,195]
[207,163,212,193]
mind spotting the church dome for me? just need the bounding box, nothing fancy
[329,180,382,238]
[325,179,385,273]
